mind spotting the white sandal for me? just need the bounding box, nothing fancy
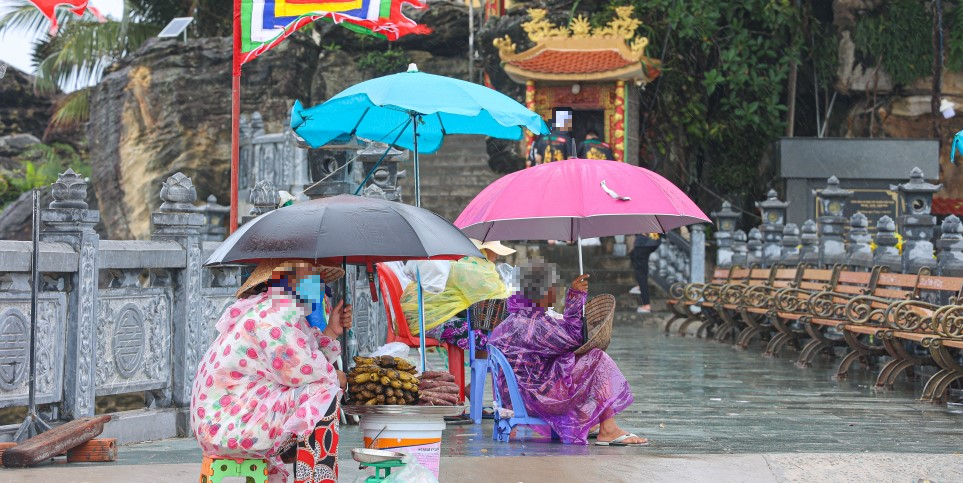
[595,433,649,446]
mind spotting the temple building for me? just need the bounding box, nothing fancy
[492,7,661,164]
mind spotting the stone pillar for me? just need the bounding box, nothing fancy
[846,213,874,269]
[40,169,99,418]
[799,219,820,266]
[754,189,789,267]
[747,228,763,266]
[780,223,801,264]
[151,173,206,409]
[711,201,740,267]
[873,215,902,271]
[731,229,748,267]
[815,176,853,267]
[895,167,941,274]
[689,225,706,284]
[937,215,963,276]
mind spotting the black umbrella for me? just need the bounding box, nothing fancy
[205,194,483,266]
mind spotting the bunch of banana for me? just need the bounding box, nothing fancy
[346,356,419,405]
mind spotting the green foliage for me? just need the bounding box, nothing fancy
[852,0,933,86]
[357,49,410,77]
[594,0,800,201]
[948,2,963,72]
[1,143,90,208]
[322,41,343,52]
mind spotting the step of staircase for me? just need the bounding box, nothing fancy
[399,134,499,222]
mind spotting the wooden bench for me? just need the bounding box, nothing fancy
[758,266,838,359]
[665,267,732,335]
[920,304,963,402]
[667,267,751,337]
[881,274,963,398]
[789,268,887,379]
[724,266,800,350]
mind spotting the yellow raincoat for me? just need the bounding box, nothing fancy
[401,257,509,334]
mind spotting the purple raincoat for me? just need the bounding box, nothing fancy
[489,289,634,444]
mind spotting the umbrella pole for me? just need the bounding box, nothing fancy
[416,267,427,372]
[578,236,586,317]
[412,113,421,208]
[340,257,349,372]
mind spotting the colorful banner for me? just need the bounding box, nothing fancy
[237,0,429,70]
[26,0,104,34]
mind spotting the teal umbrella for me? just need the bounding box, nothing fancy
[290,64,549,207]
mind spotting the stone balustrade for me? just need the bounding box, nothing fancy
[712,168,963,277]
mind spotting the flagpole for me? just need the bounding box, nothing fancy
[230,0,242,234]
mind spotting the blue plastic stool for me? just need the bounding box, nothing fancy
[487,345,558,442]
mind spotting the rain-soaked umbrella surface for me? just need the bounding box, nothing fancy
[290,64,549,207]
[205,194,483,267]
[455,158,710,274]
[206,195,483,372]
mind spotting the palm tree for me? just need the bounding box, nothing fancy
[0,1,229,134]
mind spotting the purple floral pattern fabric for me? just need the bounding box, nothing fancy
[425,317,488,350]
[489,289,634,445]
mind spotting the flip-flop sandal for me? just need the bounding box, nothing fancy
[595,433,649,447]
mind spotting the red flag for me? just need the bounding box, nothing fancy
[26,0,104,34]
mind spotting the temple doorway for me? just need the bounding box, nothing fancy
[573,109,605,145]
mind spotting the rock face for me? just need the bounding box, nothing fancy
[0,65,53,139]
[88,36,321,239]
[86,7,476,239]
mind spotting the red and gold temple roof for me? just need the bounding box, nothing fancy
[494,7,661,84]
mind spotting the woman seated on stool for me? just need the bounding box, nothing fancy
[489,260,648,446]
[191,260,353,483]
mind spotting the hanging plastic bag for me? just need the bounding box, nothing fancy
[383,454,440,483]
[367,342,412,360]
[401,258,509,333]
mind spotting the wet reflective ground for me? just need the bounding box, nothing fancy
[339,314,963,457]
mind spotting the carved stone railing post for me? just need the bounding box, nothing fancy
[895,167,941,274]
[747,228,764,266]
[799,220,820,266]
[731,230,748,267]
[40,169,99,418]
[689,225,706,285]
[816,176,853,267]
[937,215,963,276]
[242,179,278,226]
[151,173,205,412]
[873,215,902,271]
[846,213,874,270]
[712,201,740,267]
[780,223,801,264]
[755,189,789,267]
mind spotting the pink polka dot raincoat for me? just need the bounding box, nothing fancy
[191,286,342,482]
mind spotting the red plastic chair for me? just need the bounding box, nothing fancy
[376,264,465,402]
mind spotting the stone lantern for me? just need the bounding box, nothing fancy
[893,167,941,273]
[302,138,365,199]
[712,201,740,267]
[357,142,408,202]
[755,189,789,267]
[815,176,852,266]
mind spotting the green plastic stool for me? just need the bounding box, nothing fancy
[363,460,407,483]
[200,456,269,483]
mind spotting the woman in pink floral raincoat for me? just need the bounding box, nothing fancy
[191,260,352,483]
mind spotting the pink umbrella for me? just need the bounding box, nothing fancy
[454,158,710,273]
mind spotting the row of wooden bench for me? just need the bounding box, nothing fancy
[665,264,963,403]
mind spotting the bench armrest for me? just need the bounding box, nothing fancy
[884,299,940,331]
[844,294,911,325]
[772,287,819,313]
[741,285,783,309]
[932,304,963,338]
[807,290,851,319]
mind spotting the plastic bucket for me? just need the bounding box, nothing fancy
[361,414,446,478]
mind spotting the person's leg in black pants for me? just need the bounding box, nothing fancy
[630,247,656,312]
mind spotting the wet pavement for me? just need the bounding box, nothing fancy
[3,312,963,481]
